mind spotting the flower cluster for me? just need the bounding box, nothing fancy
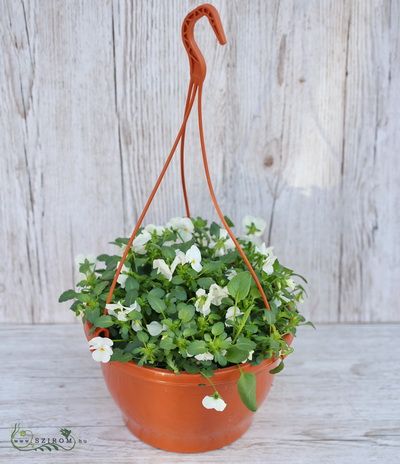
[60,215,309,412]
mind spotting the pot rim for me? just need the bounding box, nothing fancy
[84,321,293,384]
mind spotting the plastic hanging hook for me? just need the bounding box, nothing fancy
[182,3,227,84]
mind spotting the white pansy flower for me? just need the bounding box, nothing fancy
[170,249,188,274]
[153,259,173,281]
[185,245,202,272]
[208,283,229,306]
[116,262,130,288]
[212,229,236,257]
[89,337,113,363]
[225,305,244,321]
[286,278,296,290]
[226,269,237,280]
[194,288,211,316]
[131,320,142,332]
[145,224,165,236]
[132,230,151,254]
[195,352,214,361]
[241,350,254,364]
[146,321,165,337]
[167,217,194,242]
[202,394,227,412]
[106,301,140,321]
[256,243,277,275]
[243,215,266,237]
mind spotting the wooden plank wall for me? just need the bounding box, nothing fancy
[0,0,399,323]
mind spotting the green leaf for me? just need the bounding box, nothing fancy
[202,261,225,274]
[187,340,207,356]
[172,286,187,301]
[148,287,165,298]
[94,315,114,328]
[111,348,133,362]
[237,371,257,412]
[211,322,225,336]
[178,303,195,322]
[125,290,138,306]
[225,346,249,363]
[269,360,285,374]
[58,289,77,302]
[210,222,220,237]
[100,269,116,281]
[94,281,109,296]
[125,276,139,292]
[137,331,149,344]
[147,293,166,313]
[171,275,184,285]
[235,337,256,352]
[160,337,175,351]
[196,277,214,289]
[224,215,235,227]
[161,246,176,261]
[227,271,252,302]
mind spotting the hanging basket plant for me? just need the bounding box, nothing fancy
[59,4,311,453]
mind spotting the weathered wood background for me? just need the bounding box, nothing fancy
[1,0,399,323]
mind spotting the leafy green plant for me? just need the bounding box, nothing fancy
[60,215,310,411]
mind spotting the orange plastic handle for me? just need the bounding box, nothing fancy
[182,3,227,84]
[104,4,270,316]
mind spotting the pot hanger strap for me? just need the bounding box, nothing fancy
[104,4,270,313]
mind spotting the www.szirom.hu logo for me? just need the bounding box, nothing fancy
[11,423,86,452]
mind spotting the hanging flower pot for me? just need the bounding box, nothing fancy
[60,4,311,454]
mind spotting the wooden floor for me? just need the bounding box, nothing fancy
[0,324,398,463]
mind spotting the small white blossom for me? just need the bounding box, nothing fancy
[212,230,235,257]
[106,301,140,321]
[116,262,130,288]
[286,278,296,290]
[241,350,254,363]
[225,305,243,321]
[170,249,188,273]
[243,215,266,237]
[153,259,173,281]
[131,320,142,332]
[145,224,165,236]
[202,394,227,412]
[226,269,237,280]
[166,217,194,242]
[132,230,151,254]
[185,245,202,272]
[195,352,214,361]
[194,288,211,316]
[257,243,277,275]
[208,283,229,306]
[89,337,113,363]
[146,321,164,337]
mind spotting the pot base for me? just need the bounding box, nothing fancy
[123,414,253,453]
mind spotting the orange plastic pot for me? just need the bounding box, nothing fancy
[84,321,293,453]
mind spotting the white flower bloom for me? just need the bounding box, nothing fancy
[241,350,254,364]
[185,245,202,272]
[89,337,113,363]
[225,305,244,321]
[132,230,151,254]
[146,321,164,337]
[257,243,277,275]
[170,249,188,274]
[194,288,211,316]
[167,217,194,242]
[208,283,229,306]
[286,278,296,290]
[116,262,130,288]
[212,229,236,257]
[106,301,140,321]
[202,394,227,412]
[145,224,165,236]
[243,215,266,237]
[226,269,237,280]
[131,320,142,332]
[153,258,173,281]
[195,352,214,361]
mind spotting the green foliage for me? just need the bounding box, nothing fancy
[237,371,257,412]
[60,215,311,411]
